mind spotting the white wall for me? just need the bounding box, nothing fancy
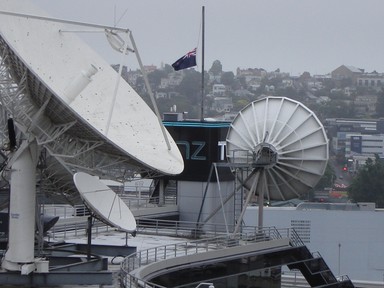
[178,180,235,231]
[243,206,384,282]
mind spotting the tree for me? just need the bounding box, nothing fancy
[221,71,235,87]
[209,60,222,76]
[375,89,384,117]
[275,86,297,99]
[233,99,249,111]
[176,69,201,105]
[316,99,355,120]
[348,155,384,208]
[148,69,166,87]
[314,163,336,191]
[236,75,247,90]
[163,64,174,74]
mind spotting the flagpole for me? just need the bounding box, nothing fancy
[200,6,205,122]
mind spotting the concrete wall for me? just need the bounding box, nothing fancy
[178,180,236,231]
[243,206,384,282]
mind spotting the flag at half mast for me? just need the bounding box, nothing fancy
[172,48,197,71]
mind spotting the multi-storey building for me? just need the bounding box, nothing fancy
[356,72,384,90]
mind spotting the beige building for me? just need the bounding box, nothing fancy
[331,65,363,83]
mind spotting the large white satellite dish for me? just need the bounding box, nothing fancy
[227,96,328,200]
[226,97,328,229]
[0,0,183,274]
[0,0,183,177]
[74,172,136,233]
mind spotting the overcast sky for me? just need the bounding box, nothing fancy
[32,0,384,76]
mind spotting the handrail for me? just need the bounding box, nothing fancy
[41,194,177,218]
[47,212,307,245]
[41,204,353,288]
[41,205,312,288]
[288,227,306,247]
[119,227,301,288]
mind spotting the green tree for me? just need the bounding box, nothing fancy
[175,69,202,106]
[148,69,167,87]
[348,155,384,207]
[237,75,247,89]
[163,64,174,74]
[316,99,355,120]
[221,71,235,87]
[233,99,249,111]
[209,60,222,76]
[314,163,336,191]
[275,86,297,99]
[375,90,384,117]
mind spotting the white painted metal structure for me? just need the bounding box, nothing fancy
[0,1,183,178]
[226,97,328,229]
[74,172,136,233]
[2,140,38,274]
[227,96,328,200]
[0,0,183,274]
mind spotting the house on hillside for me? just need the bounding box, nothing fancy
[159,72,183,89]
[331,65,363,84]
[234,88,253,98]
[211,97,233,113]
[354,94,378,117]
[236,68,266,85]
[356,71,384,91]
[212,84,226,96]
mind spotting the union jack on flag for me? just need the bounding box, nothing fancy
[172,48,197,71]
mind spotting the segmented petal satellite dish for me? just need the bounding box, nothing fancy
[74,172,136,233]
[226,96,328,201]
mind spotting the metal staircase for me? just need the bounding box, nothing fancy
[288,246,354,287]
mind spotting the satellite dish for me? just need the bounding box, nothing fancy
[226,96,328,201]
[0,1,183,177]
[0,1,184,205]
[74,172,136,233]
[0,0,183,273]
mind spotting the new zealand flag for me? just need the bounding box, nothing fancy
[172,48,197,71]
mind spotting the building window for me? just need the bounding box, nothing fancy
[365,80,369,86]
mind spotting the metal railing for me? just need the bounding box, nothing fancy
[281,271,354,288]
[120,227,301,288]
[41,203,310,288]
[136,218,291,239]
[45,208,305,245]
[119,195,176,209]
[41,193,177,218]
[42,204,84,219]
[47,218,111,240]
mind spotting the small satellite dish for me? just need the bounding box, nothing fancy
[73,172,136,233]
